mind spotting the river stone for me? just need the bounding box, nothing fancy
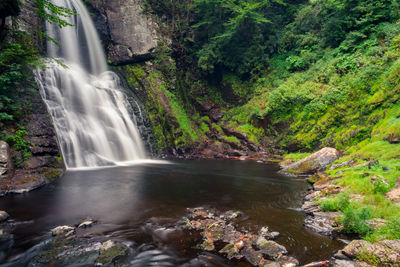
[52,225,74,236]
[78,219,96,228]
[256,237,287,259]
[96,240,128,265]
[282,147,340,174]
[0,211,9,223]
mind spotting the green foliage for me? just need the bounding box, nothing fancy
[366,217,400,242]
[0,0,75,124]
[34,0,75,28]
[283,152,311,163]
[192,0,281,75]
[321,192,373,236]
[341,206,373,235]
[199,122,210,135]
[2,127,32,166]
[212,123,223,134]
[0,34,39,122]
[141,0,400,245]
[221,135,241,145]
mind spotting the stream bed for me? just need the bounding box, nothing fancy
[0,160,344,265]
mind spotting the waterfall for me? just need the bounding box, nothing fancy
[36,0,147,169]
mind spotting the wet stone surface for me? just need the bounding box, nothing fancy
[182,207,299,266]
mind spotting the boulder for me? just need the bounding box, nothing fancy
[282,148,340,174]
[342,239,400,265]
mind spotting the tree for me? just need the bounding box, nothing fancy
[192,0,284,75]
[0,0,73,123]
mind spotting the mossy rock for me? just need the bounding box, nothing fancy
[282,148,340,174]
[307,172,329,184]
[95,243,128,265]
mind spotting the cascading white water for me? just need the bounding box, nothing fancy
[36,0,147,169]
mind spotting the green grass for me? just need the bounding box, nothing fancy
[212,123,223,134]
[162,85,199,143]
[366,217,400,242]
[199,122,210,135]
[220,135,241,145]
[283,152,311,162]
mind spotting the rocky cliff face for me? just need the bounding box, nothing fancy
[86,0,158,65]
[0,1,63,195]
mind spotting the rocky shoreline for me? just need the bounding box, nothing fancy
[0,90,64,197]
[282,147,400,266]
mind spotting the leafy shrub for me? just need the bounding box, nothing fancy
[373,179,390,194]
[341,206,373,235]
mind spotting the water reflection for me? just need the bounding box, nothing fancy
[0,160,343,264]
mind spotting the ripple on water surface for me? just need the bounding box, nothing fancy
[0,160,344,265]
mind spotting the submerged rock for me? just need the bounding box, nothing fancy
[0,211,9,223]
[282,148,340,174]
[95,240,128,265]
[78,219,96,228]
[3,220,133,266]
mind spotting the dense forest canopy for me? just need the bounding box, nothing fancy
[144,0,399,78]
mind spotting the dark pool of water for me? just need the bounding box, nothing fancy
[0,160,343,265]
